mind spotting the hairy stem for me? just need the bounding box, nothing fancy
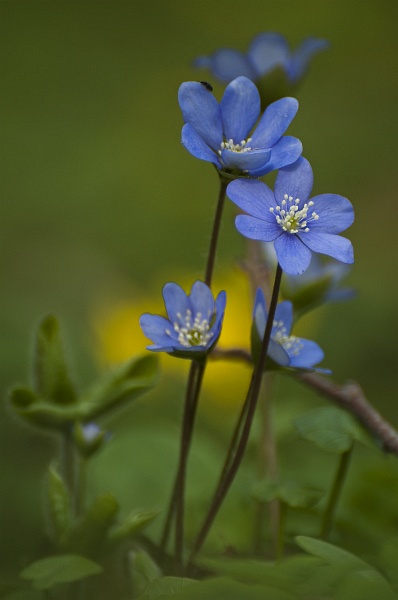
[321,445,353,539]
[204,176,228,287]
[188,264,283,565]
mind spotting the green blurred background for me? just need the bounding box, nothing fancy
[1,0,398,585]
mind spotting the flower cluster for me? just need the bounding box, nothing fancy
[178,76,302,177]
[194,32,329,86]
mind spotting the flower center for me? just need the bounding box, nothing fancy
[173,309,213,348]
[218,137,253,156]
[270,194,319,234]
[273,319,303,356]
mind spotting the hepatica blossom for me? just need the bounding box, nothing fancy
[228,157,354,275]
[178,76,302,177]
[194,32,329,85]
[253,289,329,373]
[140,281,226,359]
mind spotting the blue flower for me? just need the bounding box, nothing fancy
[253,289,330,373]
[140,281,226,359]
[227,157,354,276]
[178,76,302,177]
[194,32,329,85]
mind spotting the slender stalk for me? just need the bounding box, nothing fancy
[188,264,283,566]
[320,445,353,539]
[175,359,206,571]
[60,428,76,513]
[159,361,199,554]
[75,456,87,517]
[204,176,228,287]
[275,501,286,562]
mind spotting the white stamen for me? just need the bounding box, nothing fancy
[272,319,303,356]
[218,136,253,156]
[269,194,319,234]
[173,309,214,348]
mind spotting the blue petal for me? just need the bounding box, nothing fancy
[274,156,313,205]
[288,338,325,368]
[274,301,293,335]
[248,32,290,77]
[236,214,281,242]
[162,283,189,325]
[220,76,261,142]
[253,288,267,332]
[286,37,329,83]
[178,82,223,151]
[302,232,354,264]
[227,178,276,220]
[189,281,214,321]
[274,234,312,275]
[250,97,299,148]
[211,290,227,337]
[139,314,178,346]
[221,147,271,171]
[181,124,222,168]
[250,136,302,177]
[268,338,291,366]
[308,194,354,234]
[194,49,257,82]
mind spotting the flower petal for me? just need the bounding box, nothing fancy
[211,290,227,337]
[274,301,293,335]
[227,178,276,220]
[302,232,354,264]
[181,124,222,168]
[308,193,354,233]
[274,156,313,205]
[220,76,261,142]
[194,50,257,82]
[139,314,177,346]
[178,82,223,150]
[274,234,312,275]
[248,32,290,77]
[250,136,302,177]
[286,37,329,83]
[189,281,215,321]
[221,147,271,171]
[268,338,291,366]
[162,282,189,325]
[236,214,281,242]
[250,97,299,148]
[288,338,324,368]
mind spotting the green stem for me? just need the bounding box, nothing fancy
[204,175,228,287]
[175,359,206,571]
[75,455,87,518]
[275,501,286,562]
[187,264,283,566]
[60,427,76,513]
[320,445,353,539]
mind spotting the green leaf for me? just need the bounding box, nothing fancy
[19,554,102,590]
[47,463,72,544]
[252,479,323,508]
[296,536,386,582]
[0,591,42,600]
[137,576,194,600]
[129,549,162,597]
[34,315,76,405]
[294,406,372,453]
[78,354,159,420]
[167,577,297,600]
[108,510,158,544]
[63,493,119,557]
[379,538,398,591]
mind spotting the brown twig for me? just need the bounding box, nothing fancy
[210,347,398,455]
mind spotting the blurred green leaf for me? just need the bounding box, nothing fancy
[129,549,162,597]
[137,576,194,600]
[108,510,158,544]
[33,315,76,405]
[78,354,159,419]
[252,479,323,508]
[294,406,372,453]
[379,538,398,592]
[0,591,42,600]
[63,493,119,557]
[296,536,386,582]
[19,554,102,590]
[169,577,297,600]
[47,463,72,544]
